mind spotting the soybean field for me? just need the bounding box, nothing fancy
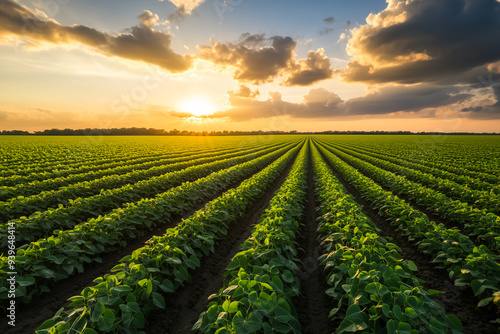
[1,135,499,334]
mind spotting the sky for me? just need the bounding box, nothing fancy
[0,0,499,133]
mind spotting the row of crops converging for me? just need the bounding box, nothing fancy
[0,135,499,333]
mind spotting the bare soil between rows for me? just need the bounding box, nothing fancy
[292,148,337,333]
[317,143,499,334]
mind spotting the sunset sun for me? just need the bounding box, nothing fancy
[179,98,214,117]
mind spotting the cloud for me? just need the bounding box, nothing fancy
[206,88,342,122]
[282,48,333,86]
[199,34,296,84]
[0,110,8,121]
[303,88,342,107]
[198,34,333,85]
[460,85,500,118]
[138,10,161,28]
[0,0,192,72]
[205,84,475,121]
[344,85,473,115]
[166,0,206,15]
[318,28,335,36]
[229,85,260,98]
[494,85,500,107]
[342,0,500,85]
[323,16,335,24]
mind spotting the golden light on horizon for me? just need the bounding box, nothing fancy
[179,98,214,117]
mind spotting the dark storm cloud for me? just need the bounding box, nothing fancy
[493,85,500,107]
[0,1,192,72]
[461,106,484,112]
[342,0,500,85]
[198,34,334,85]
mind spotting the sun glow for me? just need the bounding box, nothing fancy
[179,98,214,117]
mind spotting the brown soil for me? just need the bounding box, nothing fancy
[292,148,337,333]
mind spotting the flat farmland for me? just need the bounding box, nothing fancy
[1,135,499,334]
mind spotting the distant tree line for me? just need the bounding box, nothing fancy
[0,128,497,136]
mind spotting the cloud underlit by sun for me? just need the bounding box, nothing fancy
[179,98,214,117]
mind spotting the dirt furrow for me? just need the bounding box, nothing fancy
[293,147,336,334]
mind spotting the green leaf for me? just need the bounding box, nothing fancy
[146,280,153,295]
[275,306,295,323]
[17,275,36,287]
[97,309,115,331]
[382,303,391,318]
[446,314,462,331]
[365,282,389,296]
[222,299,230,312]
[427,289,443,296]
[404,307,418,319]
[228,301,239,314]
[343,322,369,332]
[82,329,98,334]
[392,305,405,321]
[281,270,294,283]
[397,321,412,334]
[113,285,133,294]
[386,319,396,333]
[406,260,418,271]
[159,279,175,293]
[36,319,55,331]
[90,301,105,322]
[386,243,401,252]
[207,305,219,322]
[152,292,165,309]
[478,297,493,307]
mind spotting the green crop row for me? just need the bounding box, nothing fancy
[194,141,309,334]
[0,139,263,190]
[328,143,500,215]
[34,140,302,334]
[0,135,269,177]
[0,141,295,250]
[0,141,303,305]
[0,147,197,188]
[0,140,281,211]
[314,141,500,317]
[0,140,287,223]
[317,140,500,253]
[334,140,499,184]
[332,142,498,193]
[311,143,461,333]
[0,143,171,177]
